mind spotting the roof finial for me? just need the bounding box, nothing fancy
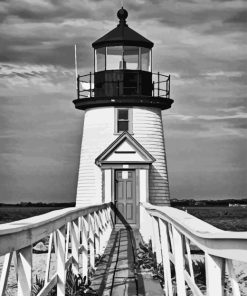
[117,6,128,24]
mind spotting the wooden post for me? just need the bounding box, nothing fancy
[151,216,162,264]
[88,214,95,269]
[0,252,13,295]
[226,259,241,296]
[71,219,80,274]
[172,225,186,296]
[159,219,173,296]
[45,233,54,283]
[81,216,88,279]
[56,226,66,296]
[205,253,224,296]
[17,246,32,296]
[185,237,195,282]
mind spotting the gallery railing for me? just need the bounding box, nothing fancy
[0,203,113,296]
[140,202,247,296]
[77,72,170,99]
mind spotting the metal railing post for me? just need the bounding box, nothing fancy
[158,72,160,97]
[89,72,92,98]
[77,75,80,99]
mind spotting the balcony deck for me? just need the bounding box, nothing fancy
[91,227,163,296]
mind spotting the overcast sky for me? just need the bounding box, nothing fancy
[0,0,246,203]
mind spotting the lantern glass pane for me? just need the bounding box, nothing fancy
[123,46,139,70]
[96,48,105,72]
[141,48,151,71]
[106,46,123,70]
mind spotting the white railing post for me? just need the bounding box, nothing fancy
[226,259,241,296]
[99,209,107,253]
[88,214,95,269]
[56,226,66,296]
[71,219,80,274]
[17,246,32,296]
[172,225,186,296]
[94,212,100,256]
[159,219,173,296]
[0,252,13,295]
[81,216,88,279]
[205,253,224,296]
[151,216,162,264]
[185,237,195,282]
[45,232,54,284]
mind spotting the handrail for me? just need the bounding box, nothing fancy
[140,202,247,296]
[0,203,113,296]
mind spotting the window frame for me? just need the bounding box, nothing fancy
[114,108,133,134]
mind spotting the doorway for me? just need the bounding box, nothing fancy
[115,170,137,225]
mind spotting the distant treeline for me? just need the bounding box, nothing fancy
[0,202,76,207]
[171,199,247,207]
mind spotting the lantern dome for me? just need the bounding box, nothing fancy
[92,7,154,49]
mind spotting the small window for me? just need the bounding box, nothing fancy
[115,108,133,134]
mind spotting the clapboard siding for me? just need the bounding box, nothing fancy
[76,107,116,206]
[76,106,170,207]
[133,107,170,205]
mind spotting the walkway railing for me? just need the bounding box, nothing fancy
[140,203,247,296]
[0,203,113,296]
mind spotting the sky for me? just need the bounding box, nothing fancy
[0,0,246,203]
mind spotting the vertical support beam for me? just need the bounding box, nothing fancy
[172,225,186,296]
[205,253,224,296]
[71,219,79,274]
[226,259,241,296]
[88,214,95,269]
[94,212,100,256]
[45,233,54,283]
[0,252,13,295]
[65,222,71,261]
[151,216,162,264]
[81,216,88,279]
[56,226,66,296]
[17,246,32,296]
[185,237,195,282]
[159,219,173,296]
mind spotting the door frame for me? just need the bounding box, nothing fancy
[112,168,140,228]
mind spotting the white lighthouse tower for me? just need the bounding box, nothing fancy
[73,8,173,228]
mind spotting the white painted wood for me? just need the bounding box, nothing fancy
[37,274,58,296]
[94,212,100,255]
[104,169,112,203]
[139,169,147,203]
[88,214,95,269]
[56,227,66,296]
[45,233,54,283]
[226,259,241,296]
[205,253,224,296]
[159,219,173,296]
[17,246,32,296]
[0,252,13,295]
[133,107,170,205]
[172,225,186,296]
[76,108,116,206]
[185,237,195,281]
[76,106,170,207]
[81,216,88,279]
[71,219,79,274]
[65,222,71,260]
[151,216,162,264]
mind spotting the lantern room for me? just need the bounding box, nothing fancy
[73,7,173,111]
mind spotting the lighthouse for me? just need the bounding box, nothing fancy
[73,7,173,227]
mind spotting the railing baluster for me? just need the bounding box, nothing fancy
[71,219,80,274]
[185,237,195,282]
[94,212,100,256]
[172,225,186,296]
[151,216,162,264]
[159,219,173,296]
[88,214,95,269]
[56,226,66,296]
[65,222,71,261]
[81,216,88,279]
[205,253,224,296]
[226,259,241,296]
[45,233,54,284]
[17,246,32,296]
[0,252,13,295]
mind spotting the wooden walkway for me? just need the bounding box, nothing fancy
[91,228,164,296]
